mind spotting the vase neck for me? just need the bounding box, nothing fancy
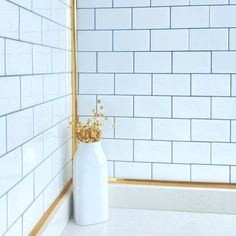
[79,141,101,149]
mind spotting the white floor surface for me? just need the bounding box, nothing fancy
[62,208,236,236]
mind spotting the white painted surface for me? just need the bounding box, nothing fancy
[62,208,236,236]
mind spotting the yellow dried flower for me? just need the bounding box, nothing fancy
[69,100,115,143]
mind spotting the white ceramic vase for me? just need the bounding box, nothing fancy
[73,141,108,225]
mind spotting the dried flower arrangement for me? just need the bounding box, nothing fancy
[70,100,115,143]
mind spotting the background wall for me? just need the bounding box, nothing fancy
[77,0,236,183]
[0,0,72,235]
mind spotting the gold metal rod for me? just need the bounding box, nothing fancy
[108,178,236,189]
[71,0,78,158]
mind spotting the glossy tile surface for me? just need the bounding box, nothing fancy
[62,208,236,236]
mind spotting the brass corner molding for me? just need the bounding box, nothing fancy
[108,178,236,189]
[71,0,78,158]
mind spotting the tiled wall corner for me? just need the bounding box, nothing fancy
[77,0,236,184]
[0,0,72,235]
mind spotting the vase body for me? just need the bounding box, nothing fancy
[73,141,108,225]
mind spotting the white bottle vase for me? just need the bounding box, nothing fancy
[73,141,108,225]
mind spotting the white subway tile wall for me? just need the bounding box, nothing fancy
[0,0,72,235]
[77,0,236,184]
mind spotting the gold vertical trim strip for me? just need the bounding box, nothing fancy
[71,0,78,157]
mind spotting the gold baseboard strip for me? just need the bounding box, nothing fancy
[108,178,236,189]
[29,179,73,236]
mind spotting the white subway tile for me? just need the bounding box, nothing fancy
[190,0,227,4]
[59,120,72,144]
[78,52,96,73]
[135,96,171,118]
[60,74,71,96]
[171,6,209,28]
[192,74,230,96]
[190,29,228,50]
[52,48,67,73]
[23,194,44,236]
[22,134,44,176]
[114,30,149,51]
[96,9,131,29]
[52,145,65,177]
[33,45,52,74]
[32,0,51,18]
[152,0,189,6]
[7,108,33,150]
[173,97,211,118]
[192,120,230,142]
[102,139,133,161]
[77,9,94,30]
[21,75,44,108]
[153,163,191,181]
[34,102,53,135]
[0,148,21,197]
[115,118,151,139]
[4,218,22,236]
[212,52,236,73]
[52,97,67,124]
[43,176,61,211]
[6,40,32,75]
[192,165,229,183]
[115,162,151,179]
[0,76,20,116]
[107,161,114,178]
[114,0,150,7]
[8,173,34,226]
[58,161,72,188]
[153,74,190,96]
[212,143,236,165]
[79,74,114,94]
[35,157,53,196]
[153,119,190,141]
[0,195,7,235]
[98,52,133,73]
[115,74,151,95]
[77,0,112,8]
[78,31,112,51]
[20,8,42,44]
[133,8,170,29]
[77,95,96,116]
[212,98,236,119]
[210,6,236,27]
[134,140,171,163]
[173,52,211,73]
[135,52,171,73]
[151,29,188,51]
[173,142,210,164]
[0,38,4,75]
[44,125,60,158]
[44,74,60,102]
[0,117,6,156]
[42,18,59,48]
[0,0,19,39]
[58,26,70,50]
[98,95,133,117]
[51,0,67,26]
[232,75,236,96]
[230,29,236,50]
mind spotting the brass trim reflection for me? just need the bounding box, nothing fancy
[108,178,236,189]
